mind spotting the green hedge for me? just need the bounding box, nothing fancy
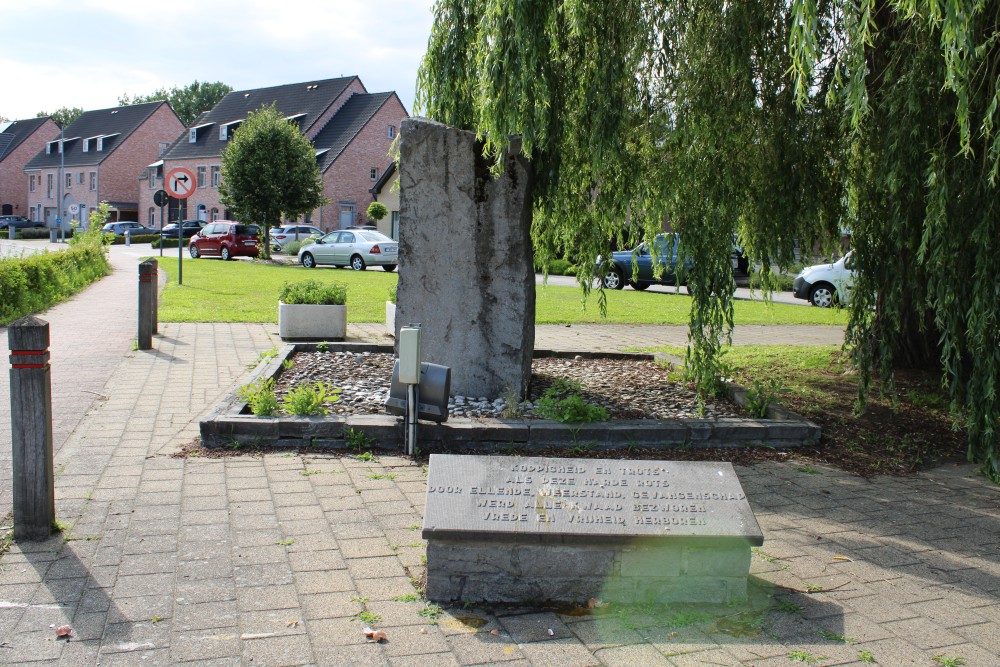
[0,243,111,325]
[7,227,73,240]
[151,237,183,249]
[108,234,163,245]
[534,258,577,276]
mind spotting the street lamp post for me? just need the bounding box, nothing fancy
[57,126,64,243]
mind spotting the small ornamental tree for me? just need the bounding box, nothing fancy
[219,104,326,259]
[366,202,388,225]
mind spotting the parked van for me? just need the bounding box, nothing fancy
[792,251,855,307]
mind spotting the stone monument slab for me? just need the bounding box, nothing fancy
[423,454,763,605]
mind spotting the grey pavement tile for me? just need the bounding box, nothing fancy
[174,600,240,632]
[178,526,229,544]
[341,538,398,559]
[14,603,76,634]
[286,534,342,552]
[308,616,377,647]
[241,633,315,666]
[347,556,407,580]
[226,487,272,502]
[181,494,229,511]
[111,573,174,599]
[445,631,527,664]
[237,584,300,612]
[272,492,320,508]
[366,600,431,627]
[299,592,365,620]
[55,639,101,666]
[118,553,176,577]
[100,620,171,654]
[562,616,645,651]
[381,625,450,657]
[497,612,572,644]
[233,562,295,588]
[77,588,113,613]
[661,648,742,665]
[169,629,241,662]
[233,529,286,548]
[330,521,387,539]
[0,630,66,663]
[288,549,348,572]
[276,504,326,522]
[177,557,234,581]
[882,616,968,650]
[97,647,172,665]
[294,569,356,594]
[174,578,235,605]
[354,576,423,602]
[232,544,289,565]
[388,653,460,667]
[0,561,48,584]
[281,518,337,536]
[83,565,118,590]
[31,577,87,605]
[906,598,992,629]
[228,500,276,516]
[178,539,231,562]
[106,593,174,624]
[952,622,1000,656]
[314,643,391,667]
[130,504,181,521]
[365,500,418,517]
[122,533,178,556]
[180,509,231,527]
[595,643,673,666]
[849,637,931,666]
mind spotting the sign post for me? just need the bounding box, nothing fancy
[165,168,196,285]
[153,189,168,258]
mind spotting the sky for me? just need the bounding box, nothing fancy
[0,0,436,122]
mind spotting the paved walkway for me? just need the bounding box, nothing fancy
[2,245,998,666]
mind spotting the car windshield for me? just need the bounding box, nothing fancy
[102,224,115,231]
[358,231,392,243]
[235,225,259,236]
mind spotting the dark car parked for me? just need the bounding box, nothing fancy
[0,215,43,230]
[597,234,692,290]
[188,221,260,260]
[160,220,206,239]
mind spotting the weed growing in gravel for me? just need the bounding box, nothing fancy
[392,593,420,602]
[356,610,382,624]
[282,359,294,371]
[238,377,278,416]
[932,656,965,667]
[316,342,329,352]
[282,382,340,416]
[345,428,375,451]
[275,539,294,546]
[535,378,608,423]
[788,650,824,663]
[368,471,396,480]
[818,630,855,643]
[418,604,443,623]
[501,385,524,419]
[796,465,821,474]
[858,649,876,663]
[774,599,802,614]
[744,378,782,418]
[356,451,376,462]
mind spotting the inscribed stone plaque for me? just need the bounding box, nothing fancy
[423,454,763,545]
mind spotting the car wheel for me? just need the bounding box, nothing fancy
[809,283,836,308]
[221,247,231,261]
[301,252,316,268]
[602,268,625,290]
[383,264,397,272]
[350,255,366,271]
[629,281,649,291]
[189,244,199,259]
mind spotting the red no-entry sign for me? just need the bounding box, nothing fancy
[165,167,197,199]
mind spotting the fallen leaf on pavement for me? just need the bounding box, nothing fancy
[369,630,387,643]
[55,626,72,638]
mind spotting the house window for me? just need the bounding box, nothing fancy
[96,137,104,151]
[78,173,84,184]
[158,142,169,155]
[210,208,219,221]
[89,172,97,191]
[148,208,156,226]
[197,166,206,188]
[82,139,89,153]
[29,175,36,192]
[219,126,228,141]
[66,173,72,189]
[370,168,378,181]
[388,125,395,139]
[47,174,54,198]
[210,165,220,187]
[189,128,197,143]
[148,168,157,189]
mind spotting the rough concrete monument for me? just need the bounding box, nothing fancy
[423,454,764,605]
[396,118,534,398]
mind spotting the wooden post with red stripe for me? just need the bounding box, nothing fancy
[8,316,55,541]
[138,259,156,350]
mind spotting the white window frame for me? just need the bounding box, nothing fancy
[197,166,206,188]
[47,174,54,198]
[370,168,378,181]
[388,125,395,139]
[210,165,221,188]
[66,172,72,189]
[29,174,36,192]
[189,128,197,143]
[89,171,97,192]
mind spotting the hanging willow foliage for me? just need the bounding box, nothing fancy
[417,0,999,482]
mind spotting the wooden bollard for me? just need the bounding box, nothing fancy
[8,316,55,541]
[149,259,159,334]
[138,259,155,349]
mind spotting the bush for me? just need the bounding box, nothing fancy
[238,377,278,416]
[534,257,576,276]
[534,378,609,423]
[282,382,341,415]
[151,237,183,249]
[107,234,162,246]
[15,227,73,240]
[283,240,306,256]
[0,241,110,325]
[279,280,347,305]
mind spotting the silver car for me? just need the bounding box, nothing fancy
[269,224,323,251]
[298,229,399,271]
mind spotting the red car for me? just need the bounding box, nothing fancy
[188,221,260,260]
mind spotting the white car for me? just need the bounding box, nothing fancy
[269,225,323,251]
[298,229,398,271]
[792,251,855,307]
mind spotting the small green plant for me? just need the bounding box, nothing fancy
[408,524,421,531]
[282,359,294,371]
[351,596,369,604]
[804,582,824,593]
[788,650,823,663]
[345,427,375,451]
[52,520,70,533]
[392,593,420,602]
[238,377,279,416]
[753,548,779,563]
[500,385,525,419]
[130,339,139,351]
[279,279,347,305]
[932,656,965,667]
[796,465,821,474]
[388,285,397,305]
[534,378,609,423]
[818,630,855,643]
[566,442,597,455]
[858,649,876,663]
[744,377,782,418]
[282,382,340,416]
[368,471,397,480]
[418,604,443,622]
[774,599,803,614]
[356,610,382,624]
[300,469,322,476]
[356,451,376,462]
[275,539,295,546]
[316,342,329,352]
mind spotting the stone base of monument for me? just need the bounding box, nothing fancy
[423,455,763,605]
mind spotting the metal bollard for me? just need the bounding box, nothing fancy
[125,229,131,246]
[149,258,158,334]
[138,259,155,349]
[8,316,55,541]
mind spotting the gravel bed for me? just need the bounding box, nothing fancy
[272,351,744,420]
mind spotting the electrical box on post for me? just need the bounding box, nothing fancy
[398,325,422,384]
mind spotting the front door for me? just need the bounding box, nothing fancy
[338,204,354,229]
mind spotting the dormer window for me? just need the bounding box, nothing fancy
[83,139,89,152]
[189,128,198,143]
[97,137,104,151]
[219,126,227,141]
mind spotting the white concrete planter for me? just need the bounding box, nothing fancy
[278,302,346,340]
[386,301,396,337]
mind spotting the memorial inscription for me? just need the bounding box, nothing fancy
[423,454,762,544]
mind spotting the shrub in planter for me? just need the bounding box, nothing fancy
[278,279,348,340]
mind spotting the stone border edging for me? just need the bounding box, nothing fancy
[199,343,820,450]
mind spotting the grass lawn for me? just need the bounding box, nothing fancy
[154,257,847,325]
[647,345,965,475]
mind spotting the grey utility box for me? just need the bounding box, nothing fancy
[385,360,451,423]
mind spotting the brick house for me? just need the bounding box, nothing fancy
[23,102,184,227]
[369,162,399,239]
[0,117,60,218]
[145,76,407,231]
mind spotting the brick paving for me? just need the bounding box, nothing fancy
[2,248,999,666]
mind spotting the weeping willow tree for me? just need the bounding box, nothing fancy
[416,0,1000,482]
